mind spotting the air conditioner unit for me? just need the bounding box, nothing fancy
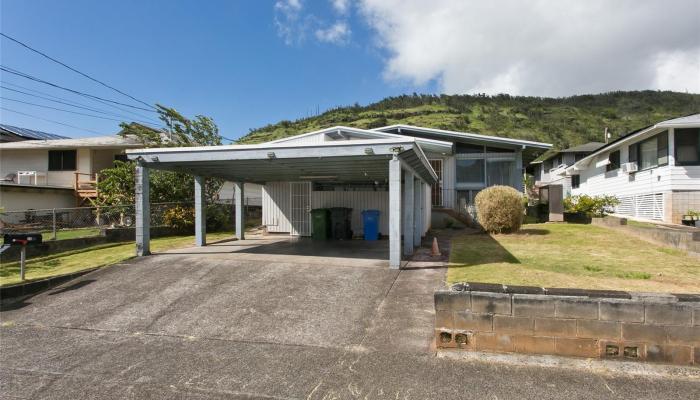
[621,162,638,173]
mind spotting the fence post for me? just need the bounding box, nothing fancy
[52,208,57,240]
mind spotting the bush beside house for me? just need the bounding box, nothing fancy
[474,186,524,233]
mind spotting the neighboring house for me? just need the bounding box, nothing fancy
[263,125,551,233]
[0,123,69,143]
[565,114,700,224]
[0,134,143,211]
[530,142,605,197]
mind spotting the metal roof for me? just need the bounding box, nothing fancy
[373,124,552,148]
[0,124,70,140]
[127,138,438,185]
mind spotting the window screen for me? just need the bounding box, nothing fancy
[48,150,77,171]
[606,150,620,172]
[456,159,485,185]
[486,160,513,186]
[675,128,700,166]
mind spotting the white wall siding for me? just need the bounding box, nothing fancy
[573,165,674,197]
[311,190,390,235]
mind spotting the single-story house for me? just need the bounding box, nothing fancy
[565,114,700,224]
[126,125,551,268]
[530,142,605,197]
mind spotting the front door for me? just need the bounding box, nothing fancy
[290,181,311,236]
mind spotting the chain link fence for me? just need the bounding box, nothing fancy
[0,200,261,240]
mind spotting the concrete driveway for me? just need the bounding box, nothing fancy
[1,237,698,399]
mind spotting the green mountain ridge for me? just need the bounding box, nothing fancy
[238,91,700,151]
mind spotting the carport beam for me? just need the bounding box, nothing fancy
[403,169,414,256]
[234,181,245,240]
[194,175,206,247]
[135,164,150,256]
[389,155,401,269]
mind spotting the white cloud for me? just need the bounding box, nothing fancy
[315,22,351,45]
[274,0,307,45]
[331,0,350,14]
[358,0,700,95]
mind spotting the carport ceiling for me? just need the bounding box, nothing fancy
[127,139,437,184]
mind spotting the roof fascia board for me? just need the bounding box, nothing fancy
[373,124,552,149]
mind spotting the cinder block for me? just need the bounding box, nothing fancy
[555,337,599,358]
[513,335,556,355]
[577,320,621,340]
[694,346,699,365]
[534,318,577,337]
[435,310,453,329]
[646,344,693,365]
[453,331,473,349]
[555,298,599,319]
[471,292,511,315]
[693,308,700,326]
[493,315,534,334]
[622,323,668,343]
[599,300,644,322]
[512,294,555,318]
[666,326,700,346]
[435,329,455,349]
[454,311,493,332]
[645,303,693,326]
[435,291,470,311]
[474,332,514,352]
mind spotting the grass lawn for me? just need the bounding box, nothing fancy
[0,232,234,287]
[447,223,700,293]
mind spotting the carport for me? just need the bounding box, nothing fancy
[126,138,438,268]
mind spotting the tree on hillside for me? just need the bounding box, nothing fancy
[94,105,223,207]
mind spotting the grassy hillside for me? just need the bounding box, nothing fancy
[238,91,700,150]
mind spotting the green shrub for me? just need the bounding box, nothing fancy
[162,206,195,230]
[564,195,620,217]
[474,186,524,233]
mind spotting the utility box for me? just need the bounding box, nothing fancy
[361,210,380,241]
[310,209,330,240]
[330,207,352,240]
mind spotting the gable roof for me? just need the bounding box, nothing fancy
[373,124,552,149]
[0,124,70,140]
[530,142,605,164]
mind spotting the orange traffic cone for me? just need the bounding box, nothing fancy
[431,237,441,257]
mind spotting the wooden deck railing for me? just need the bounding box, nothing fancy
[74,172,99,198]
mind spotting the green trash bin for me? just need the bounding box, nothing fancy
[311,208,330,239]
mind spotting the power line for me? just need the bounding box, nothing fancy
[1,85,162,127]
[0,65,156,112]
[1,32,156,111]
[1,106,103,135]
[1,96,136,122]
[1,80,162,124]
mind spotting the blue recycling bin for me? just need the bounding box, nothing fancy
[361,209,381,241]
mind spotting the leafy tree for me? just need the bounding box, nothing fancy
[95,105,224,206]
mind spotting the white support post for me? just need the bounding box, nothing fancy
[234,181,245,240]
[403,169,415,256]
[194,175,206,247]
[389,155,402,269]
[413,178,422,246]
[668,128,675,166]
[135,163,150,256]
[514,148,524,193]
[424,182,431,234]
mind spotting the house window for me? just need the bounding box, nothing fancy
[48,150,77,171]
[675,128,700,166]
[606,150,620,172]
[456,142,484,154]
[571,175,580,189]
[486,159,513,186]
[628,131,668,171]
[456,159,485,186]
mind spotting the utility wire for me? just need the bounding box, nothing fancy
[1,96,137,122]
[1,106,103,135]
[0,80,162,124]
[1,85,162,127]
[0,65,156,112]
[1,32,156,111]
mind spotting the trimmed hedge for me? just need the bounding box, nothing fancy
[475,186,524,233]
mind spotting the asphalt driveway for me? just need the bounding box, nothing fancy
[1,237,698,399]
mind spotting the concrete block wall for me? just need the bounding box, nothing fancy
[671,190,700,224]
[435,284,700,365]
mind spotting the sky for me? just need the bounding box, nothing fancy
[1,0,698,141]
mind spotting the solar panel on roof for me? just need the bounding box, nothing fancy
[0,124,70,140]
